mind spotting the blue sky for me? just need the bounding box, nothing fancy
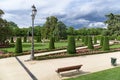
[0,0,120,28]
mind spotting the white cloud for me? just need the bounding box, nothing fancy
[88,22,107,28]
[0,0,120,28]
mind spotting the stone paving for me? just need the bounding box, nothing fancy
[0,51,120,80]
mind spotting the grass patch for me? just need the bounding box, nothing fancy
[65,67,120,80]
[0,41,83,53]
[110,44,120,49]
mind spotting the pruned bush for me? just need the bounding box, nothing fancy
[102,36,110,51]
[15,38,22,53]
[94,36,97,44]
[23,36,27,43]
[81,36,84,42]
[84,36,88,45]
[87,36,94,49]
[49,37,55,49]
[10,37,14,43]
[100,36,104,46]
[67,36,76,54]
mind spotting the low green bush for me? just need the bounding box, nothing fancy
[67,36,76,54]
[15,38,22,53]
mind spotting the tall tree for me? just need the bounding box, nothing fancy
[55,21,67,40]
[0,10,12,44]
[0,9,4,18]
[43,16,58,39]
[105,13,120,35]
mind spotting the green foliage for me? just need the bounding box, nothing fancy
[84,36,88,45]
[105,13,120,35]
[100,36,104,46]
[97,35,102,40]
[10,37,14,43]
[116,36,120,41]
[109,35,116,40]
[87,36,94,49]
[36,36,41,42]
[102,36,110,51]
[0,15,12,43]
[15,38,22,53]
[67,36,76,54]
[67,27,75,35]
[102,30,111,36]
[49,37,55,49]
[23,36,27,43]
[81,36,84,42]
[93,36,97,44]
[76,35,80,41]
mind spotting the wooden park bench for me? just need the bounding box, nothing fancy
[56,65,83,74]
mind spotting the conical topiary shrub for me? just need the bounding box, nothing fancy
[102,36,110,51]
[84,36,88,45]
[100,36,104,46]
[87,36,94,49]
[15,38,22,53]
[94,36,97,44]
[67,36,76,54]
[23,36,27,43]
[49,37,55,49]
[10,37,14,43]
[81,36,84,42]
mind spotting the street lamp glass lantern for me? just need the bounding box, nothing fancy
[32,5,37,15]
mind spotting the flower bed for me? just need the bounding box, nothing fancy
[35,46,120,60]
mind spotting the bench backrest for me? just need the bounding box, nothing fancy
[56,65,82,73]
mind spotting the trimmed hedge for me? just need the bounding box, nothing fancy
[94,36,97,44]
[67,36,76,54]
[100,36,104,46]
[88,36,94,49]
[10,37,14,43]
[15,38,22,53]
[84,36,88,45]
[23,36,27,43]
[102,36,110,51]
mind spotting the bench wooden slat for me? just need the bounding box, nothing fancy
[56,65,82,73]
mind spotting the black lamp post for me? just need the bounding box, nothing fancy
[30,5,37,60]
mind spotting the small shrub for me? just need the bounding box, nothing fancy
[23,36,27,43]
[94,36,97,44]
[102,36,110,51]
[100,36,104,46]
[81,36,84,42]
[87,36,94,49]
[10,37,14,43]
[67,36,76,54]
[84,36,88,45]
[15,38,22,53]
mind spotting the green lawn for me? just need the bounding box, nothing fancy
[110,44,120,49]
[65,67,120,80]
[0,41,83,53]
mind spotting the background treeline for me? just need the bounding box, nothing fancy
[1,8,120,44]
